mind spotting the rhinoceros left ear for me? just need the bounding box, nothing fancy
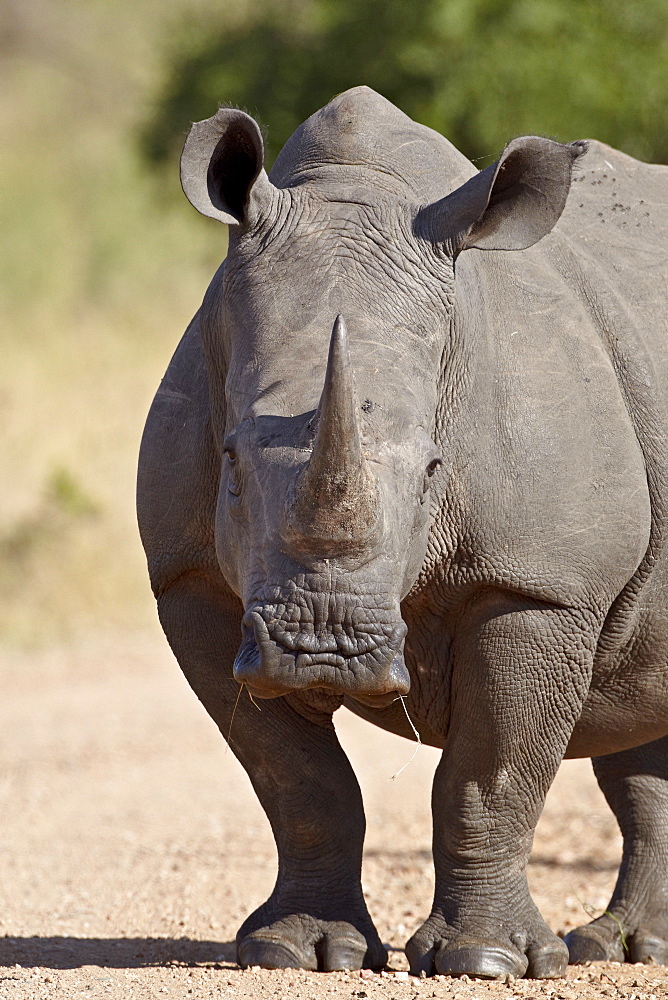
[420,137,586,253]
[180,107,276,225]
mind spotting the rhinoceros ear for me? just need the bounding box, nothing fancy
[421,137,586,253]
[180,108,275,225]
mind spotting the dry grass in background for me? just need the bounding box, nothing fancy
[0,0,238,646]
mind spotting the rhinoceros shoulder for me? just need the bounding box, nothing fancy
[137,312,221,595]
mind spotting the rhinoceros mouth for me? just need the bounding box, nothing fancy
[232,607,410,700]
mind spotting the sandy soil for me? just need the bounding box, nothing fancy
[0,633,666,999]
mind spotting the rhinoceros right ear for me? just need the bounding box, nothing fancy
[180,108,275,225]
[418,137,586,254]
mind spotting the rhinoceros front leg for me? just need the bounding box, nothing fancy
[565,735,668,965]
[406,592,596,979]
[158,572,387,972]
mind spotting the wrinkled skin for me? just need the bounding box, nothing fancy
[138,88,668,977]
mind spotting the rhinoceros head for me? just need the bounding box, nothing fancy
[179,87,582,705]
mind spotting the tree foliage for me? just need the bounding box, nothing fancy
[142,0,668,172]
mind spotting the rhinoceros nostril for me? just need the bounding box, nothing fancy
[241,609,263,632]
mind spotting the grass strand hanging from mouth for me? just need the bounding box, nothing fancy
[390,695,422,780]
[247,687,263,711]
[224,682,244,754]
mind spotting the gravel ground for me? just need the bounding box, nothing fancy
[0,633,666,999]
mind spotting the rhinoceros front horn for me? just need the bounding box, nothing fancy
[288,316,381,551]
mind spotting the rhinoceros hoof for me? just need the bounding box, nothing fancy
[630,930,668,965]
[406,921,568,979]
[564,916,626,964]
[236,913,387,972]
[565,915,668,966]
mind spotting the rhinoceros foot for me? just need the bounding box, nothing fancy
[236,912,387,972]
[405,912,568,979]
[564,914,626,964]
[565,913,668,965]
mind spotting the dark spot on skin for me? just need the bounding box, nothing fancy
[361,399,374,413]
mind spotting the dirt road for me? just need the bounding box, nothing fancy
[0,633,666,998]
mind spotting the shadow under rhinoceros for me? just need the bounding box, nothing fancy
[0,936,236,970]
[363,847,619,873]
[528,854,619,872]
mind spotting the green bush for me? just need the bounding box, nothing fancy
[143,0,668,171]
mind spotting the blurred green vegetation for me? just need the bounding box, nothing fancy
[1,0,666,648]
[144,0,668,170]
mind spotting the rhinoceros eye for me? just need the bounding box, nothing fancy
[422,456,442,495]
[224,446,242,496]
